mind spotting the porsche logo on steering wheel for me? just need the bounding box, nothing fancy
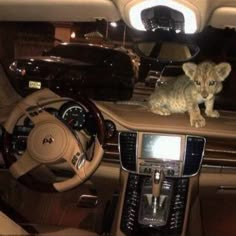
[42,135,55,145]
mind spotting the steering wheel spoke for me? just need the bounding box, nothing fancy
[26,109,56,126]
[17,99,55,126]
[61,140,86,176]
[9,151,40,179]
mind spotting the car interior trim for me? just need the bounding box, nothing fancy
[0,0,121,22]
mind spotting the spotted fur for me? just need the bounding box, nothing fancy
[148,62,231,128]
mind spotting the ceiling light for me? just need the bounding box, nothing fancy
[129,0,198,34]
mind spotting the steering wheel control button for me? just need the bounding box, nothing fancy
[72,152,85,170]
[72,154,79,166]
[27,122,69,163]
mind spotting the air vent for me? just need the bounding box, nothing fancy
[121,174,141,234]
[183,136,205,176]
[165,178,188,233]
[119,132,137,172]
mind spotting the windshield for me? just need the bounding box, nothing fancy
[2,22,236,111]
[45,44,120,64]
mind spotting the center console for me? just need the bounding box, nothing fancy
[118,132,205,236]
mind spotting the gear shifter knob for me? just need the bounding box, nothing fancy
[152,169,164,198]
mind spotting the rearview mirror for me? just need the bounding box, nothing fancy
[134,41,200,63]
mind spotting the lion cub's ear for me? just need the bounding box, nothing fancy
[182,63,197,79]
[215,63,231,81]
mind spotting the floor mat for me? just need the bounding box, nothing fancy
[0,171,106,232]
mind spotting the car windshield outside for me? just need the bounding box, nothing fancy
[3,22,236,111]
[44,43,126,65]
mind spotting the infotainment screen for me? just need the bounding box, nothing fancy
[141,134,182,160]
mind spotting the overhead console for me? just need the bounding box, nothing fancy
[140,6,185,33]
[116,0,236,33]
[118,131,205,235]
[117,0,200,33]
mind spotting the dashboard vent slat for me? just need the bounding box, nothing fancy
[119,132,137,172]
[183,136,205,176]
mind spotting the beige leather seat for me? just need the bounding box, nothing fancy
[0,211,99,236]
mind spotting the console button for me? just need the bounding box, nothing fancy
[167,169,175,176]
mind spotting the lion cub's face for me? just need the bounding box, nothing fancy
[183,62,231,99]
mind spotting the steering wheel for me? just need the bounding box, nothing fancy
[2,89,105,192]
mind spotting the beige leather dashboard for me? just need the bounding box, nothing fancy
[97,101,236,169]
[96,101,236,139]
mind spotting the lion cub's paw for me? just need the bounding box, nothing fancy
[205,110,220,118]
[190,116,206,128]
[150,108,171,116]
[158,108,171,116]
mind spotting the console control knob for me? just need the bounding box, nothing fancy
[144,167,152,174]
[167,169,175,176]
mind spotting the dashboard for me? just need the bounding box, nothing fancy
[94,100,236,175]
[8,99,236,171]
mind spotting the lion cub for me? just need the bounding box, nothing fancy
[148,62,231,128]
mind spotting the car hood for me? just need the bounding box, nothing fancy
[15,56,93,66]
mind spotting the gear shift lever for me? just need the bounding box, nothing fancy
[139,168,173,227]
[152,169,164,213]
